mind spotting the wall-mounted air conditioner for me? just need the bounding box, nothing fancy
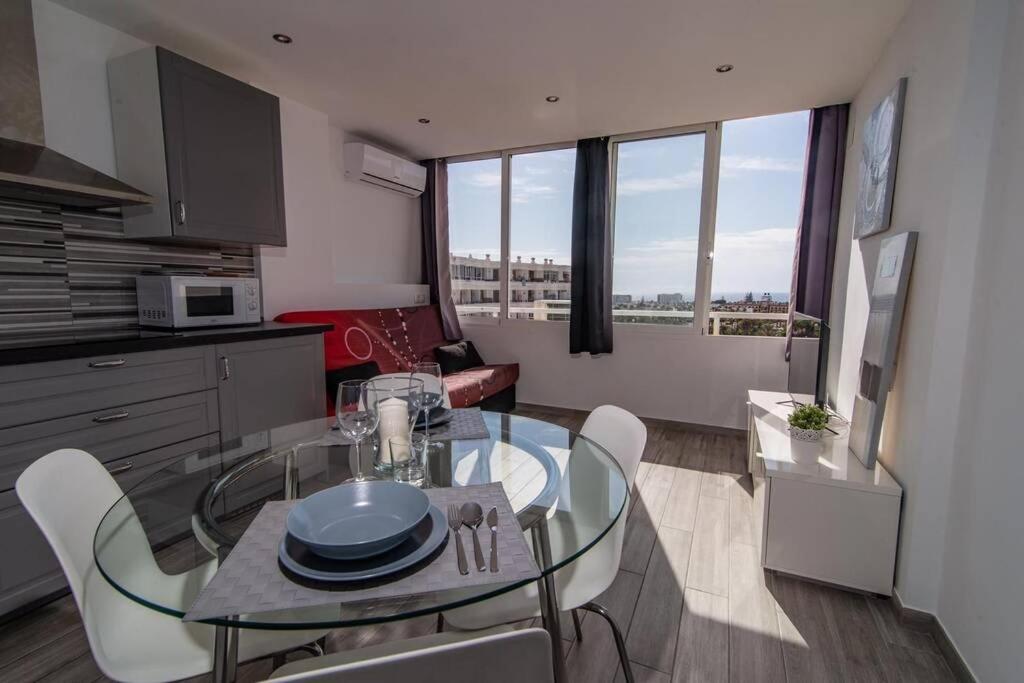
[343,142,426,198]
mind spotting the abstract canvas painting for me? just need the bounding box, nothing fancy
[854,78,907,240]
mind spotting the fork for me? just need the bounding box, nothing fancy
[447,503,469,575]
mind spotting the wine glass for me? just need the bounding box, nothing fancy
[365,376,424,473]
[336,380,379,482]
[411,362,445,450]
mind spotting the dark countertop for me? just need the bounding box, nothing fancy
[0,322,333,367]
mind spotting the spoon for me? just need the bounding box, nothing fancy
[460,501,487,571]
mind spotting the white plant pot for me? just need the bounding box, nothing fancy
[789,426,824,442]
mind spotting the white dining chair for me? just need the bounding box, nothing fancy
[441,405,647,683]
[16,448,329,683]
[264,626,553,682]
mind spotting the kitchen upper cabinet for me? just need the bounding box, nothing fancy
[108,47,287,246]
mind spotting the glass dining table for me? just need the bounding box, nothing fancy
[93,411,628,683]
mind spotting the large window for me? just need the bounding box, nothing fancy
[611,131,708,327]
[448,111,809,337]
[709,111,809,336]
[508,148,576,321]
[448,157,502,319]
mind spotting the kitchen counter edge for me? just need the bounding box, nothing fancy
[0,322,334,367]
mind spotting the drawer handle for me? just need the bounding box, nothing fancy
[89,359,126,369]
[221,356,231,381]
[93,410,130,424]
[105,461,134,475]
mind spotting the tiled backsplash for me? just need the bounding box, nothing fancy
[0,199,256,347]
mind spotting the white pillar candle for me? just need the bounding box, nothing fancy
[377,397,410,464]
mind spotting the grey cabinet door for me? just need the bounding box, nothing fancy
[0,389,220,491]
[0,345,217,430]
[0,489,65,616]
[216,335,325,442]
[157,48,287,246]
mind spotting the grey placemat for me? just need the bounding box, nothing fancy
[184,483,538,622]
[414,407,489,442]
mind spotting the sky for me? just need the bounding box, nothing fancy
[447,110,809,300]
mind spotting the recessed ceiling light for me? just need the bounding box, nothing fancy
[715,64,734,73]
[418,118,431,124]
[272,33,293,44]
[545,95,560,103]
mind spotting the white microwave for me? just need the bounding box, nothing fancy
[136,275,261,328]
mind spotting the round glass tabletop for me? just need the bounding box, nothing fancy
[93,411,628,629]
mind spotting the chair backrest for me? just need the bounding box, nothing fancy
[267,628,553,683]
[16,449,128,601]
[15,449,164,666]
[580,405,647,489]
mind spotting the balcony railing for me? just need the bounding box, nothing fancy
[454,300,793,334]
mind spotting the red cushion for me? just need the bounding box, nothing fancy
[275,305,518,410]
[445,364,521,408]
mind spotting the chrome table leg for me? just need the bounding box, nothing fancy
[531,518,567,683]
[284,447,299,500]
[212,617,239,683]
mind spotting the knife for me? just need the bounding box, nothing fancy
[487,506,499,572]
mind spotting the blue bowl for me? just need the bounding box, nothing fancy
[286,481,430,560]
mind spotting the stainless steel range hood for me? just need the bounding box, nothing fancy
[0,0,152,208]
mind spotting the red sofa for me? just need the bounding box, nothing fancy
[275,305,518,411]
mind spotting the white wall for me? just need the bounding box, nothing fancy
[258,100,426,318]
[465,322,811,429]
[828,0,1019,677]
[30,0,425,319]
[935,2,1024,680]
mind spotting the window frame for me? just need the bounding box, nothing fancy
[608,121,721,335]
[448,112,804,337]
[448,141,577,327]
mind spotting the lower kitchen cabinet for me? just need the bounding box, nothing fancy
[0,488,66,617]
[0,329,327,617]
[0,433,220,615]
[215,335,326,442]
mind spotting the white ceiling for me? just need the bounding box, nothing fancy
[54,0,907,159]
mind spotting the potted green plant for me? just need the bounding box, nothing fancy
[787,404,829,442]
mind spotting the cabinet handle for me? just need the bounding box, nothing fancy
[105,461,134,475]
[175,200,187,225]
[221,356,231,381]
[88,359,126,369]
[93,410,130,424]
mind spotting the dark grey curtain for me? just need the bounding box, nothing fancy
[569,137,613,355]
[421,159,463,341]
[786,104,849,359]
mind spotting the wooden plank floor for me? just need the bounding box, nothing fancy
[0,405,958,683]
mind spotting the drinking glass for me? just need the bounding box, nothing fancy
[365,376,424,473]
[335,380,379,482]
[388,433,427,487]
[411,362,445,450]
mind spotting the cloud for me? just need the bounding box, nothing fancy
[466,171,501,187]
[611,227,798,296]
[615,170,704,195]
[510,180,558,204]
[720,155,803,174]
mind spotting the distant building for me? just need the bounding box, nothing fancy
[612,294,632,305]
[449,254,570,306]
[656,293,684,305]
